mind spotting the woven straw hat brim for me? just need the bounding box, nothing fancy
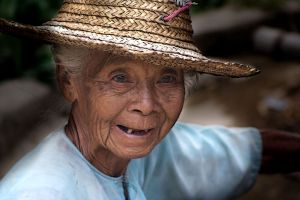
[0,18,259,77]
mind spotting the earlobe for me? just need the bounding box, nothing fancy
[56,64,77,102]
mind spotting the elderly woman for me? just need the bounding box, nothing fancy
[0,0,300,200]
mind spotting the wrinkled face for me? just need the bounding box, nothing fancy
[70,54,185,159]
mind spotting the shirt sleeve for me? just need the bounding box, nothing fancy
[0,189,66,200]
[141,122,262,200]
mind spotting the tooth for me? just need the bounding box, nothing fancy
[127,129,133,134]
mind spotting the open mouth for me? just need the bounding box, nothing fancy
[117,125,152,136]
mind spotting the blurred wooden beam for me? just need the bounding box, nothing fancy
[192,6,271,56]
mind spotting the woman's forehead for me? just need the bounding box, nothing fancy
[88,52,181,74]
[105,54,132,65]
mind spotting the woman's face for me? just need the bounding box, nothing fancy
[70,54,185,159]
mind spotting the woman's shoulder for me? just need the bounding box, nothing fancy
[145,121,261,168]
[0,128,93,199]
[168,122,260,142]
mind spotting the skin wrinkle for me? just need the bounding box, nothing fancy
[66,110,91,159]
[75,86,95,160]
[57,46,185,177]
[93,121,116,174]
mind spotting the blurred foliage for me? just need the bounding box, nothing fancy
[0,0,61,23]
[0,0,61,84]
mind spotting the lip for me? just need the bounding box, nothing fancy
[113,125,156,140]
[117,124,154,136]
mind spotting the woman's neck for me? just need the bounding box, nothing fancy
[65,112,129,177]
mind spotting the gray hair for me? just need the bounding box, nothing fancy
[51,45,202,96]
[51,45,88,75]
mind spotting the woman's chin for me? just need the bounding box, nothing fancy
[114,147,154,160]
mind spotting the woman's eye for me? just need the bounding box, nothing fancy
[159,75,177,83]
[112,74,128,83]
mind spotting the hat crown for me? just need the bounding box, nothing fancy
[44,0,195,51]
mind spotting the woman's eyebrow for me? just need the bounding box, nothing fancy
[109,68,128,75]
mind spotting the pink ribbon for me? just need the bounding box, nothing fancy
[162,1,193,22]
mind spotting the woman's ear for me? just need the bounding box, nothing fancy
[56,64,77,102]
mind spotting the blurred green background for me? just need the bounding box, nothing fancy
[0,0,61,84]
[0,0,285,84]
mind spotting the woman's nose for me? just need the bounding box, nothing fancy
[128,84,159,116]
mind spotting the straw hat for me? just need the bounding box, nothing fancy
[0,0,259,77]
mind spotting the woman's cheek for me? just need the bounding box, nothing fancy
[160,87,185,104]
[165,90,185,120]
[96,79,136,95]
